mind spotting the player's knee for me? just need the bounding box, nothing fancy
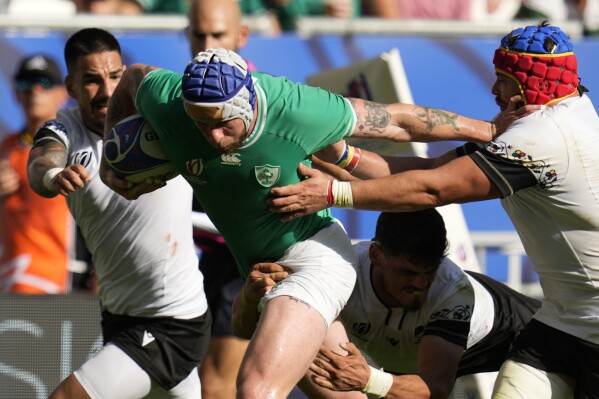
[236,375,284,399]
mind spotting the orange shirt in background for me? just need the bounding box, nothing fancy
[0,133,74,294]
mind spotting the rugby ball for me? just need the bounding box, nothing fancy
[104,114,178,183]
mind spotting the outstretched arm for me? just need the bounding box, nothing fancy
[28,135,90,198]
[268,154,501,221]
[347,95,539,144]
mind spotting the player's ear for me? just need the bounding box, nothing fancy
[369,242,383,268]
[65,75,76,100]
[237,25,249,49]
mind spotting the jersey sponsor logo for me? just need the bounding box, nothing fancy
[255,165,280,187]
[142,330,155,347]
[220,153,241,166]
[71,150,93,168]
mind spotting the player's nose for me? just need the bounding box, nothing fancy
[209,128,225,144]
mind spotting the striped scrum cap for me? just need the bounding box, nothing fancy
[493,24,578,105]
[182,48,256,132]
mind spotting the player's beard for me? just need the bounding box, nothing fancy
[216,139,242,154]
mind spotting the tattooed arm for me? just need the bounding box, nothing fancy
[100,63,165,200]
[347,98,536,144]
[28,131,91,198]
[103,63,161,139]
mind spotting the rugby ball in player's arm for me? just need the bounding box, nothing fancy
[103,114,179,183]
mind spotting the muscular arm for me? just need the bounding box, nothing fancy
[314,141,458,180]
[100,63,163,199]
[27,139,74,198]
[268,154,501,220]
[231,263,289,339]
[310,336,463,399]
[346,155,501,211]
[347,96,538,144]
[103,63,160,138]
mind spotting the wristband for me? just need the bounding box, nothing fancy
[335,143,362,174]
[330,180,353,208]
[361,366,393,398]
[42,168,63,191]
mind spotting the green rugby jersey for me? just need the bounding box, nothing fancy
[136,69,356,277]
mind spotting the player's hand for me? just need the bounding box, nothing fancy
[241,262,289,305]
[492,95,542,138]
[50,164,91,197]
[100,167,165,200]
[268,163,331,222]
[310,342,371,392]
[0,160,19,198]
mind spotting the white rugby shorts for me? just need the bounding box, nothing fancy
[259,220,357,327]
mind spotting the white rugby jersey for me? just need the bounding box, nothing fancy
[468,94,599,345]
[341,241,495,374]
[37,108,207,319]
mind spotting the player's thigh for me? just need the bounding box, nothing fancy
[48,374,92,399]
[492,360,574,399]
[162,367,202,399]
[73,343,153,399]
[238,296,328,395]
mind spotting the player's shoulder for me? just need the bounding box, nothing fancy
[430,259,472,295]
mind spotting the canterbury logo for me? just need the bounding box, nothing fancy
[221,153,241,165]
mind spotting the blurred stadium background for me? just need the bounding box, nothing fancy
[1,12,597,398]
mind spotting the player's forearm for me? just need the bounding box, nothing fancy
[27,145,67,198]
[385,374,438,399]
[231,289,260,340]
[348,99,494,144]
[345,171,442,212]
[104,64,154,138]
[390,103,494,144]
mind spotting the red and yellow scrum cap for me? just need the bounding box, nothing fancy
[493,23,578,106]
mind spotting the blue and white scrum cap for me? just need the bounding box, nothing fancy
[182,48,256,132]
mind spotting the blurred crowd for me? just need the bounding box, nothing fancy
[0,0,598,35]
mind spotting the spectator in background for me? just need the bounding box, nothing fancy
[515,0,569,22]
[238,0,360,31]
[72,0,187,14]
[363,0,520,21]
[185,1,252,398]
[0,54,72,294]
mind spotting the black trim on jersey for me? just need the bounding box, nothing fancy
[456,271,540,377]
[468,150,538,198]
[424,319,470,348]
[30,128,64,150]
[455,142,481,157]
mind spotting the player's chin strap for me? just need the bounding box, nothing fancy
[362,366,394,398]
